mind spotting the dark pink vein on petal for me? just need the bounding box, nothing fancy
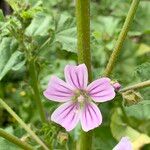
[57,103,75,116]
[69,104,79,124]
[84,106,87,125]
[89,104,100,122]
[75,71,81,88]
[52,88,72,95]
[90,87,113,95]
[88,82,109,92]
[58,83,73,92]
[81,69,84,88]
[69,69,77,88]
[87,104,93,122]
[91,91,114,98]
[46,92,71,97]
[58,103,77,123]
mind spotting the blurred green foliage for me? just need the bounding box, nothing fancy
[0,0,150,149]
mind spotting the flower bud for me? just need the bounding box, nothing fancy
[57,131,68,145]
[113,82,121,91]
[111,81,121,91]
[122,90,143,106]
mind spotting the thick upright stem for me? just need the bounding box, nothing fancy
[76,0,92,81]
[28,58,46,123]
[0,98,49,150]
[120,80,150,93]
[0,128,33,150]
[76,0,93,149]
[104,0,140,77]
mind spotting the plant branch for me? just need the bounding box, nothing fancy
[28,58,46,123]
[0,98,49,150]
[8,14,46,123]
[0,128,33,150]
[76,0,92,149]
[119,80,150,93]
[104,0,140,77]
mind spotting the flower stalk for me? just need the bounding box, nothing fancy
[28,58,46,123]
[120,80,150,93]
[76,0,93,149]
[104,0,140,77]
[0,98,49,150]
[0,128,33,150]
[76,0,92,82]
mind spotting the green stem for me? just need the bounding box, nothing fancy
[28,58,46,123]
[76,0,92,149]
[0,83,4,98]
[0,98,49,150]
[120,80,150,93]
[104,0,140,77]
[76,0,92,81]
[0,128,33,150]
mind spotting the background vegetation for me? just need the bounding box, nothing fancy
[0,0,150,149]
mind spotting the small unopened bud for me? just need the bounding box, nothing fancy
[122,90,143,106]
[111,81,121,91]
[57,132,68,144]
[113,82,121,91]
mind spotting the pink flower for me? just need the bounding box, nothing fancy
[43,64,116,132]
[113,137,132,150]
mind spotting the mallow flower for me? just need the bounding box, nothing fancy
[113,137,132,150]
[44,64,116,132]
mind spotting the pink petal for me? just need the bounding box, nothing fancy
[113,137,132,150]
[64,64,88,89]
[80,102,102,132]
[43,76,74,102]
[87,77,115,102]
[51,102,80,131]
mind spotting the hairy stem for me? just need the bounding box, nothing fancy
[0,98,49,150]
[76,0,92,81]
[28,58,46,123]
[120,80,150,93]
[0,128,33,150]
[104,0,140,76]
[76,0,92,149]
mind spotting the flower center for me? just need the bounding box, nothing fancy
[72,90,91,105]
[77,95,85,103]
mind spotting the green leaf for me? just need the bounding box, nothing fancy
[125,100,150,120]
[136,44,150,56]
[54,15,77,53]
[20,1,43,19]
[0,10,4,21]
[92,16,120,37]
[135,62,150,81]
[25,13,77,53]
[25,13,53,36]
[93,125,116,150]
[6,0,20,11]
[12,60,26,71]
[111,108,150,149]
[132,1,150,34]
[111,108,138,140]
[0,38,24,80]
